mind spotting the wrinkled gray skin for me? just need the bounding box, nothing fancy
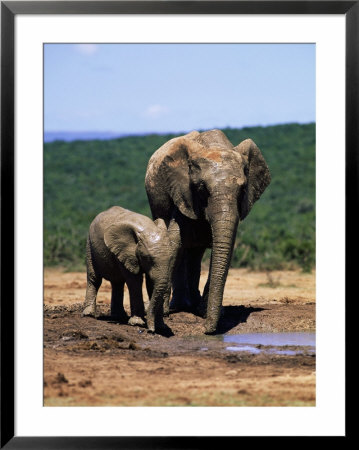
[82,206,173,333]
[145,129,271,334]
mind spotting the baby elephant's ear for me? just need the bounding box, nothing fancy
[104,224,140,274]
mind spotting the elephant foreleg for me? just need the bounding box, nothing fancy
[126,274,146,327]
[145,273,154,299]
[110,281,128,322]
[144,274,153,316]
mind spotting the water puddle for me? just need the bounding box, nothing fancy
[224,332,315,356]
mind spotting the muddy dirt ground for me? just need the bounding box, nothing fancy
[44,268,315,406]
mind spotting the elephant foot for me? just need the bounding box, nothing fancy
[146,316,155,333]
[82,305,97,318]
[111,312,129,323]
[128,316,146,327]
[155,318,167,330]
[146,317,166,333]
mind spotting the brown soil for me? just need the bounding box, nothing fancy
[44,268,315,406]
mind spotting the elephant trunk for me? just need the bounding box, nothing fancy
[205,207,239,334]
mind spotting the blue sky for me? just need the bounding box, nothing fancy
[44,43,315,134]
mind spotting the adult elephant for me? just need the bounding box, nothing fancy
[145,129,271,334]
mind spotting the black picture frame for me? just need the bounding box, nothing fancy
[1,1,353,447]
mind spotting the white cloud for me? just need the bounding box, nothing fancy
[74,44,99,55]
[143,104,169,119]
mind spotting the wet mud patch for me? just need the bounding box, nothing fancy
[44,269,316,406]
[44,304,316,406]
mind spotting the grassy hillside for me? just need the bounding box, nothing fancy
[44,123,315,271]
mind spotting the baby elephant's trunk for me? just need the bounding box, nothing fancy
[146,281,171,332]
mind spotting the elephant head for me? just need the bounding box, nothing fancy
[145,130,270,333]
[104,215,172,331]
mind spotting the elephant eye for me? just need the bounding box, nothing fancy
[197,181,209,201]
[196,179,205,191]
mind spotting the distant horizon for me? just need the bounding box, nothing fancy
[44,120,315,143]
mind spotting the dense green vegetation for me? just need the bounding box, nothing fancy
[44,123,315,272]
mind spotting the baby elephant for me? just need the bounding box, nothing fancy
[82,206,172,332]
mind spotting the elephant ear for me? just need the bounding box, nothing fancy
[235,139,271,221]
[104,224,140,274]
[158,140,198,220]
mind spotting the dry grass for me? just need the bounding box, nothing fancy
[44,267,315,308]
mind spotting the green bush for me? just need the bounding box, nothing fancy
[44,123,315,272]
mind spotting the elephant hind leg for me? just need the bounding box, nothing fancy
[83,237,102,317]
[170,248,204,313]
[83,274,102,317]
[170,251,191,312]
